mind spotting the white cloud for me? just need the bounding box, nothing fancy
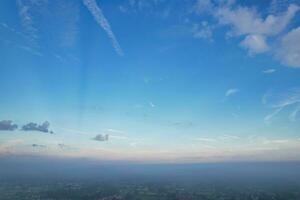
[225,88,239,97]
[277,27,300,68]
[193,1,300,67]
[262,69,276,74]
[240,34,269,55]
[216,4,299,36]
[83,0,123,56]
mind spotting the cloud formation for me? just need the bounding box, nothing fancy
[277,27,300,67]
[93,134,109,141]
[194,0,300,67]
[215,3,299,37]
[225,88,239,97]
[240,34,269,55]
[0,120,18,131]
[21,121,53,133]
[83,0,123,56]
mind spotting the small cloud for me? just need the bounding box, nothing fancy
[21,121,52,133]
[262,69,276,74]
[225,88,239,97]
[32,144,46,148]
[93,134,109,141]
[0,120,18,131]
[192,21,214,41]
[149,101,155,108]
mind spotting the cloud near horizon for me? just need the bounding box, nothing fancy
[21,121,53,133]
[0,120,18,131]
[93,134,109,141]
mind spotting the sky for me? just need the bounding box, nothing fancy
[0,0,300,163]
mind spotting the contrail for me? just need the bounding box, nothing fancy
[83,0,124,56]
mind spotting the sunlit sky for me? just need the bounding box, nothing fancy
[0,0,300,163]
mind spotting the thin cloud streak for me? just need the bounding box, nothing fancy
[263,88,300,123]
[83,0,124,56]
[225,88,239,97]
[262,69,276,74]
[289,104,300,121]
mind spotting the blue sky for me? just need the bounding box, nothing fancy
[0,0,300,163]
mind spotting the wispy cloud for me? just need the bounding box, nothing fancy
[225,88,239,97]
[0,21,42,56]
[289,104,300,122]
[105,128,124,134]
[262,69,276,74]
[263,88,300,123]
[16,0,40,44]
[220,134,240,140]
[194,137,217,143]
[83,0,123,56]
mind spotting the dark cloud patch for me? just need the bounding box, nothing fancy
[32,144,46,148]
[0,120,18,131]
[22,121,52,133]
[93,134,109,141]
